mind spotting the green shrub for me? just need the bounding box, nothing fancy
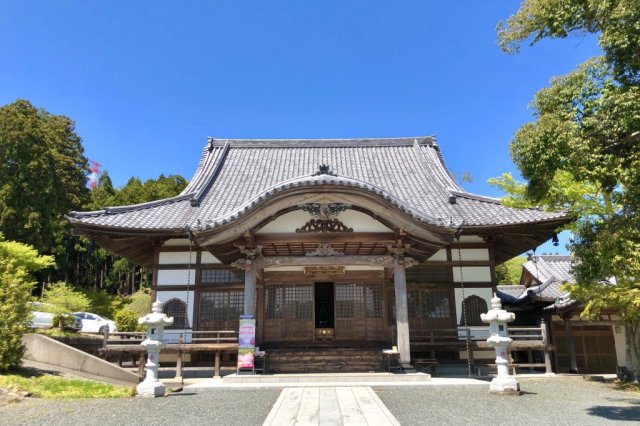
[114,308,141,332]
[42,282,90,314]
[52,313,78,330]
[127,289,152,317]
[0,234,54,370]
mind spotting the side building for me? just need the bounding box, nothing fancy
[498,255,625,374]
[68,137,568,370]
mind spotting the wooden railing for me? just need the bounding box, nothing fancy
[101,330,239,378]
[409,324,553,374]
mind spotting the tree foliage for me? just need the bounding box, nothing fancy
[495,256,528,285]
[498,0,640,84]
[0,234,54,370]
[0,100,89,257]
[496,2,640,373]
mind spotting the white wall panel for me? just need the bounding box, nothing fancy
[159,252,195,265]
[162,238,190,247]
[157,270,195,286]
[426,249,448,261]
[458,235,484,243]
[201,252,222,264]
[454,248,489,261]
[452,266,492,282]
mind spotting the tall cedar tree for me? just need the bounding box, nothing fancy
[0,100,89,257]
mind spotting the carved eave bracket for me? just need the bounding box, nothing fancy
[396,257,418,269]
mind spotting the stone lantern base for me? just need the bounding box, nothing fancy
[489,376,520,395]
[136,380,166,398]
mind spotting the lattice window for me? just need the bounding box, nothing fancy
[365,285,383,318]
[408,288,451,319]
[201,268,244,285]
[406,265,449,283]
[266,285,312,320]
[164,298,189,329]
[199,290,243,323]
[460,295,487,326]
[336,283,382,318]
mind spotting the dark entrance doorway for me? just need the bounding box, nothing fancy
[315,282,334,329]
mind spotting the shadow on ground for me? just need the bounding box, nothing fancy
[587,405,640,421]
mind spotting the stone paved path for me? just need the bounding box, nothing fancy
[263,386,400,425]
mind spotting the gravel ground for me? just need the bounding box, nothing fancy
[0,389,281,426]
[1,377,638,425]
[376,377,640,426]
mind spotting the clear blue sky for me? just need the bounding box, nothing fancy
[0,1,600,254]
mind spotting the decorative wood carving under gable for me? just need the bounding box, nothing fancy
[296,218,353,233]
[296,203,353,233]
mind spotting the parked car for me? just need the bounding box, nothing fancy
[73,312,117,334]
[29,302,82,331]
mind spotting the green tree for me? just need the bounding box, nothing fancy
[495,256,528,285]
[0,234,54,370]
[0,100,89,257]
[498,0,640,84]
[494,2,640,374]
[41,282,91,328]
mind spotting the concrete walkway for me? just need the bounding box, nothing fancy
[263,387,400,426]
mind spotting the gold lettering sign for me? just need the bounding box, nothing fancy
[303,266,346,276]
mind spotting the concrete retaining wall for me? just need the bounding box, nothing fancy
[22,333,140,384]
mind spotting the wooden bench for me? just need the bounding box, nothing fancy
[473,362,547,376]
[413,358,439,375]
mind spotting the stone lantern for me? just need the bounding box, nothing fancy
[136,299,174,398]
[480,294,520,394]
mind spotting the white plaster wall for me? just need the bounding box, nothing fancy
[458,235,484,243]
[338,210,392,232]
[159,252,195,265]
[156,290,195,335]
[257,210,309,233]
[157,270,195,286]
[426,249,447,261]
[162,238,190,247]
[452,266,492,282]
[454,287,493,324]
[454,248,489,261]
[613,324,626,367]
[256,209,392,233]
[201,252,222,264]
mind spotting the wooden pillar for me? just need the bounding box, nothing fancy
[244,260,257,316]
[393,257,411,364]
[540,317,553,374]
[564,316,578,373]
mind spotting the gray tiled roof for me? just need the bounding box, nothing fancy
[68,137,567,231]
[496,285,526,302]
[523,255,575,284]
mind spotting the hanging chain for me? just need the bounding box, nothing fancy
[181,229,193,388]
[457,234,473,378]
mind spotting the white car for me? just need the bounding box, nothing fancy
[29,302,82,331]
[73,312,117,334]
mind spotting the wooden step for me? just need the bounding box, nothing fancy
[265,347,384,373]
